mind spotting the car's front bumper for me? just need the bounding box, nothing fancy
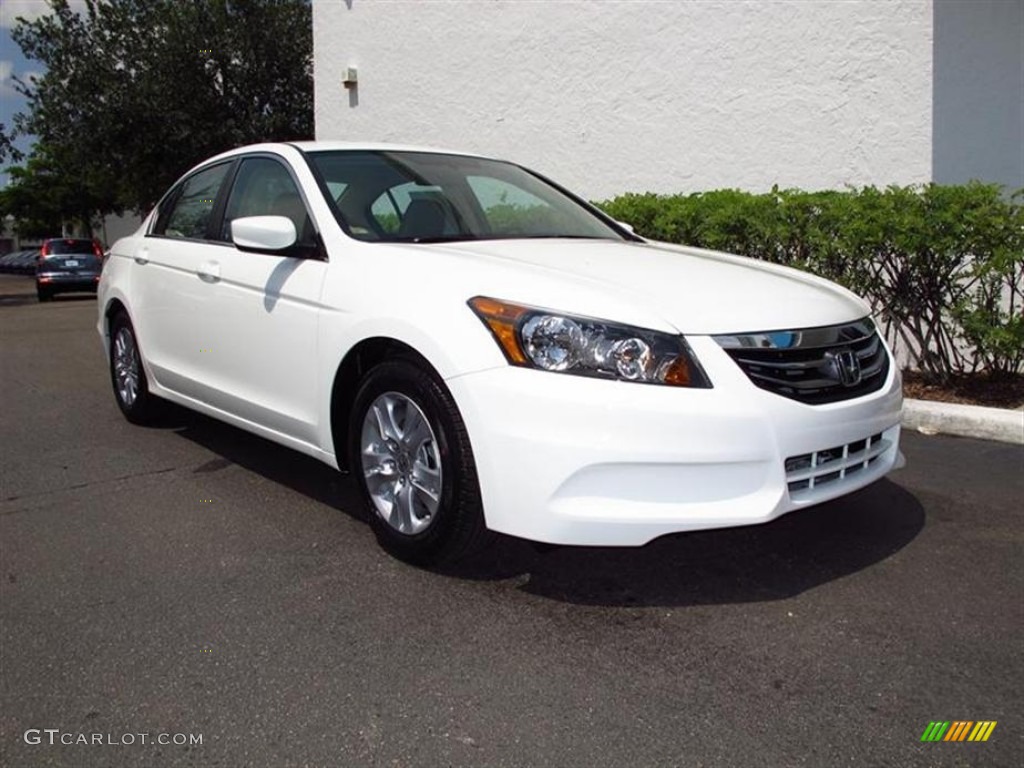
[447,335,904,546]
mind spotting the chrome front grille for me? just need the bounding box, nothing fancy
[714,319,889,404]
[785,432,889,498]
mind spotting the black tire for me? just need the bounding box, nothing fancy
[109,311,161,424]
[37,289,51,302]
[349,359,490,566]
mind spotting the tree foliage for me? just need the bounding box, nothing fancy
[0,147,110,236]
[0,123,20,166]
[5,0,312,219]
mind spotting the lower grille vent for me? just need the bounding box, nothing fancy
[785,432,889,498]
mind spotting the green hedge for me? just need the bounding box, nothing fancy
[596,184,1024,379]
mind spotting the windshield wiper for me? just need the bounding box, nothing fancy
[402,234,621,244]
[508,234,617,240]
[406,235,481,244]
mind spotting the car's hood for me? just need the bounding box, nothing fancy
[428,238,870,335]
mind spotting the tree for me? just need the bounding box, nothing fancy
[8,0,312,218]
[0,147,109,236]
[0,123,20,166]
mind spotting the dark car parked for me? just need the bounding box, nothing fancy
[36,238,103,301]
[17,250,43,274]
[0,249,41,275]
[0,250,23,273]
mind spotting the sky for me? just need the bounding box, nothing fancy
[1,1,87,185]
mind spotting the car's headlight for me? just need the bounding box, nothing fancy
[468,296,711,387]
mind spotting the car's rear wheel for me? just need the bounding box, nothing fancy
[37,288,51,302]
[109,312,160,424]
[350,359,489,565]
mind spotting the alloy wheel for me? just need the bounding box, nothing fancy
[360,391,443,535]
[113,327,140,407]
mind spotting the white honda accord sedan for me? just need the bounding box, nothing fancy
[98,142,903,564]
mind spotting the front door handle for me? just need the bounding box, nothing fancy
[197,261,221,282]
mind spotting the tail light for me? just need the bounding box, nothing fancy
[92,239,103,257]
[40,241,50,256]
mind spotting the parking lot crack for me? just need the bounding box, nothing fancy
[2,466,178,509]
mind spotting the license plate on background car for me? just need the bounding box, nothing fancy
[65,260,80,267]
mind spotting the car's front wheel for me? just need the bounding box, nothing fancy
[350,359,489,565]
[109,311,160,424]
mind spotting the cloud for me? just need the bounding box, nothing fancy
[1,1,88,30]
[1,60,39,99]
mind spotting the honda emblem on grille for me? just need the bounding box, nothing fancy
[826,349,862,387]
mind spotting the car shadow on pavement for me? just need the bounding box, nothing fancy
[0,277,41,307]
[162,402,925,608]
[446,479,925,607]
[0,275,98,306]
[158,401,368,519]
[0,292,39,307]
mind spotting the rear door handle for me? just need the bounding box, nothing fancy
[134,247,149,265]
[197,261,221,282]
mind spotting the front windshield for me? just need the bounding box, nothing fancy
[306,150,626,243]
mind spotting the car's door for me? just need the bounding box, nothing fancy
[132,160,235,401]
[198,154,327,444]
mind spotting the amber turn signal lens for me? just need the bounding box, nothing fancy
[468,297,530,364]
[662,355,692,386]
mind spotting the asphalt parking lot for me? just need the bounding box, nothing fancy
[1,273,1021,768]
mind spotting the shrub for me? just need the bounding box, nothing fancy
[597,184,1024,379]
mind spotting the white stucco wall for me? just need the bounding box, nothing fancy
[313,0,934,199]
[933,0,1024,192]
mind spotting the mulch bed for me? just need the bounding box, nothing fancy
[902,370,1024,410]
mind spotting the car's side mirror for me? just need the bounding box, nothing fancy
[616,220,636,234]
[231,216,297,254]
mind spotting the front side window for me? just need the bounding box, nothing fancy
[221,157,314,247]
[308,150,625,244]
[154,163,230,239]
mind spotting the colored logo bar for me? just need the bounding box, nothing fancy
[920,721,997,742]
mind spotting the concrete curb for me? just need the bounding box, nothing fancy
[903,399,1024,445]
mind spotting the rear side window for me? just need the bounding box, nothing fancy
[153,162,231,240]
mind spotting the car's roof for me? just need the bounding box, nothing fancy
[207,141,498,164]
[291,140,489,158]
